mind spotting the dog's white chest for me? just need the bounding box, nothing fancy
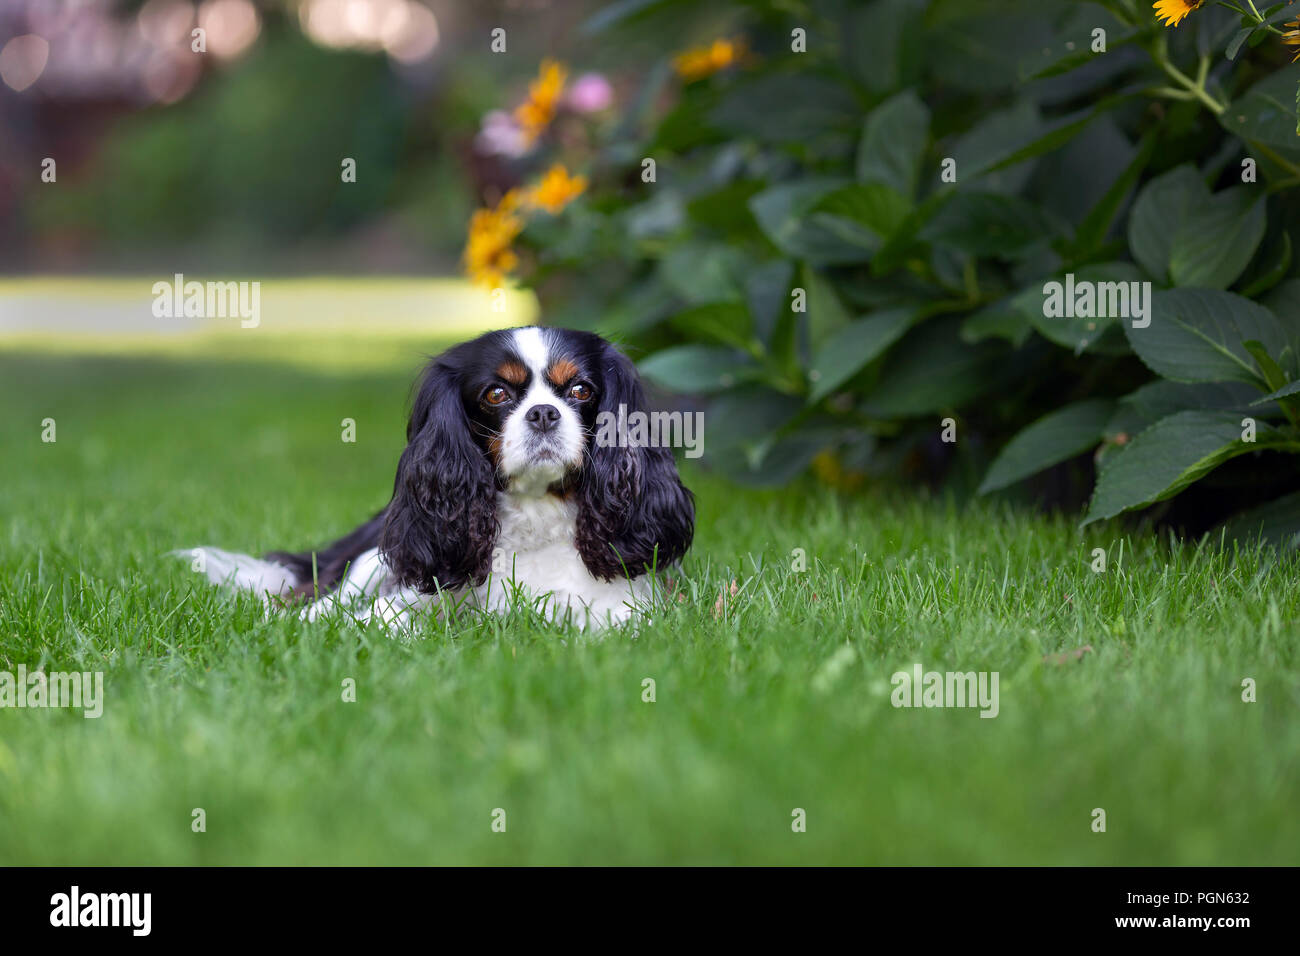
[477,493,647,625]
[303,492,649,629]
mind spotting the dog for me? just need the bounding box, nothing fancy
[182,326,695,630]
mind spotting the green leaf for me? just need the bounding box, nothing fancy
[1259,5,1300,26]
[1124,288,1288,385]
[667,302,754,352]
[1219,63,1300,152]
[920,192,1056,257]
[1226,26,1255,61]
[870,190,954,275]
[745,259,795,346]
[1084,411,1276,525]
[749,178,873,266]
[856,89,930,198]
[1250,379,1300,406]
[948,100,1045,192]
[1126,164,1209,285]
[979,399,1115,494]
[1013,263,1142,355]
[650,90,724,153]
[863,317,1007,417]
[705,384,804,453]
[811,183,913,246]
[842,0,923,93]
[979,91,1140,177]
[1222,489,1300,550]
[638,346,759,394]
[659,243,744,305]
[711,73,860,143]
[808,307,917,403]
[1069,130,1156,257]
[1017,4,1132,79]
[596,277,680,336]
[1239,231,1293,298]
[929,14,1052,93]
[802,265,852,352]
[1263,278,1300,340]
[624,189,685,239]
[1168,187,1266,290]
[1241,339,1289,393]
[1105,381,1263,439]
[684,180,763,236]
[716,430,831,487]
[960,301,1033,347]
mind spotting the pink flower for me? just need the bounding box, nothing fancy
[565,72,612,113]
[475,109,531,158]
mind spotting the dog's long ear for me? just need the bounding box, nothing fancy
[577,342,695,582]
[380,358,497,591]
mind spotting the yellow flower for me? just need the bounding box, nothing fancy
[1283,18,1300,61]
[464,190,525,288]
[514,59,567,145]
[673,37,745,82]
[462,165,588,286]
[1152,0,1205,27]
[526,164,587,214]
[810,450,866,492]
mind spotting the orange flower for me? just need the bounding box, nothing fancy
[1152,0,1205,27]
[526,164,587,214]
[514,59,567,145]
[464,190,525,288]
[673,37,745,82]
[1283,18,1300,61]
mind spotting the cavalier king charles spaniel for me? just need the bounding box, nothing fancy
[184,327,694,629]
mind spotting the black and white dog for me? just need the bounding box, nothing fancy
[184,327,694,629]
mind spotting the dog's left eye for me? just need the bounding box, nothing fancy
[484,386,510,406]
[568,382,593,402]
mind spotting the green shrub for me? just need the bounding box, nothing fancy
[498,0,1300,543]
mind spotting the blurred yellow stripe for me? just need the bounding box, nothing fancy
[0,276,539,372]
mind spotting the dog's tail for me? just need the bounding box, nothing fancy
[170,546,300,597]
[176,510,388,601]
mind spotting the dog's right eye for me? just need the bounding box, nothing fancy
[484,386,510,406]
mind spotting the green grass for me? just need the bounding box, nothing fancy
[1,342,1298,865]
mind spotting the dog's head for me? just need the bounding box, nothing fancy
[380,326,694,591]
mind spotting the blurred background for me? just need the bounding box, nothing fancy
[0,0,624,276]
[4,0,1298,532]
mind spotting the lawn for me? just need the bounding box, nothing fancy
[1,310,1298,864]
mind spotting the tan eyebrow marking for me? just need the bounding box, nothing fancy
[497,360,528,386]
[546,357,579,387]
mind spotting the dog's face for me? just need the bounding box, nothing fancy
[379,327,694,592]
[458,327,601,493]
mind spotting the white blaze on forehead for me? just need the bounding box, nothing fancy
[511,326,552,378]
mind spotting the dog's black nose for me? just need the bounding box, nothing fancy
[524,404,561,433]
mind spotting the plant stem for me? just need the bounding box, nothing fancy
[1150,85,1198,101]
[1151,35,1227,114]
[1216,0,1286,35]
